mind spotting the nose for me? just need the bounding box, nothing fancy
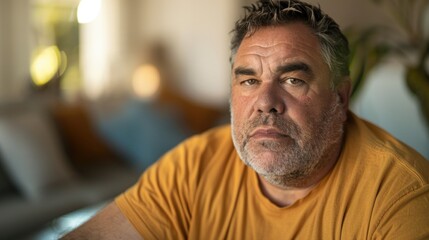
[254,83,286,114]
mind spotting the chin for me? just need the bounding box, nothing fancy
[244,152,288,175]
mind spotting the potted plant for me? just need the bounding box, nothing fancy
[347,0,429,126]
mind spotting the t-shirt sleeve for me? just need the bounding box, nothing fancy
[371,185,429,240]
[115,137,201,239]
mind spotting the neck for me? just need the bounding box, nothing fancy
[258,175,318,207]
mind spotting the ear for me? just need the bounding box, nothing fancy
[336,77,352,111]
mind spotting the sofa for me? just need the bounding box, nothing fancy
[0,88,229,239]
[0,98,141,240]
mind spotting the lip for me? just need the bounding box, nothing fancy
[249,127,288,139]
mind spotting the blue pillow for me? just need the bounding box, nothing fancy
[94,99,189,171]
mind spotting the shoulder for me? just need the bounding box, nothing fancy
[338,112,429,237]
[150,124,235,176]
[173,124,233,160]
[184,124,232,148]
[347,114,429,176]
[345,112,429,184]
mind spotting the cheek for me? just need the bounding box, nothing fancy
[230,94,252,119]
[297,95,338,125]
[286,97,325,128]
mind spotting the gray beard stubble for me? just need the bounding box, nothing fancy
[231,96,345,188]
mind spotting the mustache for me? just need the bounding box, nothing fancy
[245,114,301,139]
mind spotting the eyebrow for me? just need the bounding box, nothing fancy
[276,62,313,76]
[233,62,313,78]
[233,67,256,77]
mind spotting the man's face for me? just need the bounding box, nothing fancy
[230,23,349,186]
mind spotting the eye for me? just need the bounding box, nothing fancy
[241,79,259,86]
[284,78,305,86]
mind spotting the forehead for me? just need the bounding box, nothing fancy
[233,22,327,70]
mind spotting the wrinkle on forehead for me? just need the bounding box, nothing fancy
[234,42,323,78]
[236,24,322,60]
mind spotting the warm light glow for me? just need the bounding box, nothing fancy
[30,46,62,86]
[132,64,161,99]
[77,0,102,24]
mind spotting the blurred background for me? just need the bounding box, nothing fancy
[0,0,428,239]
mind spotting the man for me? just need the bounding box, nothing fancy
[63,0,429,239]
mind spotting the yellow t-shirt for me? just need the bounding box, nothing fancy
[115,112,429,239]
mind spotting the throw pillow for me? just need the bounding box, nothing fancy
[0,109,77,200]
[95,99,189,171]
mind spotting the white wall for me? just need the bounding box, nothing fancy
[80,0,125,99]
[134,0,242,107]
[79,0,242,107]
[0,0,31,103]
[307,0,393,28]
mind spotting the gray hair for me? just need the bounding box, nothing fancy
[230,0,350,86]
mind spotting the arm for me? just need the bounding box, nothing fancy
[61,202,143,240]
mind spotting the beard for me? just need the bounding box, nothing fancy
[231,95,346,188]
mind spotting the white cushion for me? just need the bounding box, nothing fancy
[0,109,77,200]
